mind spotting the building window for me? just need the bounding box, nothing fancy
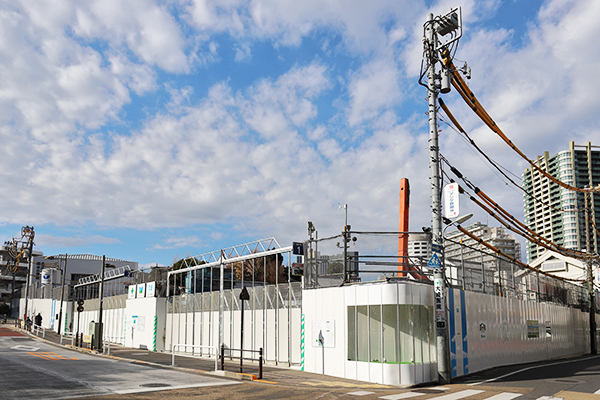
[347,304,433,364]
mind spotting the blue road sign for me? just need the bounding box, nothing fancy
[293,242,304,255]
[431,243,443,253]
[428,253,442,269]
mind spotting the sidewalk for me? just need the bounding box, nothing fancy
[4,319,395,390]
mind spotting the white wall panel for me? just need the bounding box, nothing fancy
[460,290,590,377]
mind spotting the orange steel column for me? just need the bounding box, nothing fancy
[398,178,410,276]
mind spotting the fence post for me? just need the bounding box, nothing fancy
[259,347,263,380]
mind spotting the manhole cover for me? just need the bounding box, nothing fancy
[546,378,583,385]
[140,383,172,388]
[412,389,446,394]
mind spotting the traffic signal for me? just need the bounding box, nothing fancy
[77,299,84,313]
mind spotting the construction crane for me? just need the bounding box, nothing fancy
[4,226,35,274]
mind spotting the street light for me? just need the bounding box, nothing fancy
[307,222,317,288]
[45,254,68,335]
[338,204,349,281]
[443,214,473,289]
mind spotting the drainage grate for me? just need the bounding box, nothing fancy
[139,383,172,388]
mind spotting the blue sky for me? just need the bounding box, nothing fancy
[0,0,597,268]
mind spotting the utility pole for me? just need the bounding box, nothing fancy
[423,8,462,384]
[585,189,597,354]
[97,255,106,351]
[58,255,68,336]
[23,227,35,320]
[425,12,449,384]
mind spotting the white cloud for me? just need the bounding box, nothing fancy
[186,0,423,54]
[151,236,204,250]
[240,62,329,137]
[74,0,190,73]
[0,2,164,143]
[347,58,402,127]
[36,234,120,248]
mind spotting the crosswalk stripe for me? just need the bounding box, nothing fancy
[379,393,425,399]
[348,391,375,396]
[431,390,485,400]
[482,394,522,400]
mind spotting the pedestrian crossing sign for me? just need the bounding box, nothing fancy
[428,253,442,269]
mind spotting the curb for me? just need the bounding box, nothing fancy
[210,370,256,381]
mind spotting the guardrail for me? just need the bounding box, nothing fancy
[171,344,218,371]
[220,345,263,379]
[32,325,45,338]
[60,332,75,346]
[101,337,122,355]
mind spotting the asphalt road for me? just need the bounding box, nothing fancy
[4,323,600,399]
[0,327,238,399]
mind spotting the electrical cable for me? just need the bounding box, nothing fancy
[441,155,598,262]
[455,225,586,283]
[441,51,599,194]
[438,114,517,188]
[439,100,599,262]
[438,98,576,215]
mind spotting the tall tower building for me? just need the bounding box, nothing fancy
[523,141,600,263]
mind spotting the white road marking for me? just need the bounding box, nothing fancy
[379,393,425,399]
[11,345,40,351]
[483,393,522,400]
[432,389,485,399]
[348,391,375,396]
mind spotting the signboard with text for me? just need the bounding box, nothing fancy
[444,183,460,218]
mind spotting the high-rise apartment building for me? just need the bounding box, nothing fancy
[523,141,600,263]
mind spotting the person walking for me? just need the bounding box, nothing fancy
[34,313,42,327]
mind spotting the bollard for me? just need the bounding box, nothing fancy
[259,348,263,380]
[220,344,225,371]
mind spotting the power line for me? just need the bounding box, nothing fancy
[441,51,599,194]
[441,155,597,263]
[438,98,575,215]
